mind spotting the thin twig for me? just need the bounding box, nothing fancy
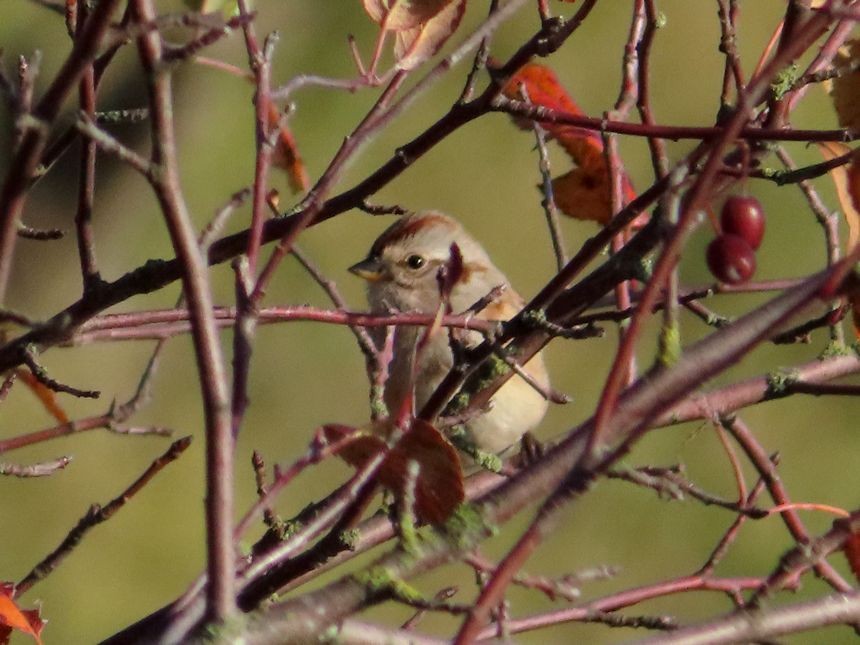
[16,436,192,594]
[21,345,99,398]
[520,84,566,271]
[131,0,235,622]
[0,455,72,478]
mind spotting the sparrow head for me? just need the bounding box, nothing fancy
[349,211,501,313]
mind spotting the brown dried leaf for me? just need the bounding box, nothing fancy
[264,99,308,194]
[363,0,456,31]
[827,39,860,132]
[393,0,466,70]
[323,419,464,524]
[551,168,612,225]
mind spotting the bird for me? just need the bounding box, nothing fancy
[349,211,549,456]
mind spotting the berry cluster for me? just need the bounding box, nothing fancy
[706,196,765,285]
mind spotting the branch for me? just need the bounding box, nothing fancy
[130,0,235,623]
[0,0,123,303]
[641,591,860,644]
[16,436,191,594]
[0,455,71,478]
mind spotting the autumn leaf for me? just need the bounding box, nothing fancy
[362,0,465,70]
[817,142,860,252]
[323,418,464,524]
[264,99,309,194]
[550,168,613,225]
[501,62,638,225]
[363,0,455,31]
[15,368,68,425]
[826,39,860,132]
[0,583,44,645]
[393,0,466,71]
[817,142,860,338]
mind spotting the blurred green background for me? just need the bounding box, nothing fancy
[0,1,858,642]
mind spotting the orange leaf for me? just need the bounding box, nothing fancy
[502,62,640,225]
[845,530,860,583]
[817,143,860,339]
[0,583,44,645]
[265,100,308,194]
[393,0,466,70]
[323,419,464,524]
[501,63,582,114]
[551,168,612,225]
[15,368,68,425]
[817,142,860,252]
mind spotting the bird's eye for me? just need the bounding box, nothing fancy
[405,254,425,270]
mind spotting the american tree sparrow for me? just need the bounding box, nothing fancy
[349,211,549,455]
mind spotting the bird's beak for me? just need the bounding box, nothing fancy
[348,257,385,282]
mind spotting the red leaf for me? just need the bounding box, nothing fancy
[501,63,599,148]
[502,62,639,225]
[323,419,464,524]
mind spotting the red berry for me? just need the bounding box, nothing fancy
[720,195,765,250]
[707,234,756,284]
